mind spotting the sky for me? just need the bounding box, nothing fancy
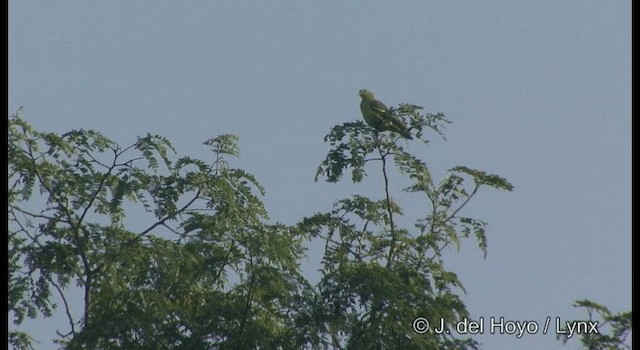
[9,1,631,349]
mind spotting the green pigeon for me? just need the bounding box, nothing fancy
[359,89,412,139]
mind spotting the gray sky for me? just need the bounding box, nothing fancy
[9,1,630,349]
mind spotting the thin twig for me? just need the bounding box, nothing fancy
[47,275,76,336]
[447,183,480,221]
[380,144,397,270]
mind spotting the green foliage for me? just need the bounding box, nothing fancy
[557,300,632,349]
[307,104,512,348]
[315,105,450,184]
[8,331,35,350]
[9,98,517,350]
[8,113,309,349]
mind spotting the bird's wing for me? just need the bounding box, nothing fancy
[369,99,390,116]
[364,97,412,138]
[371,100,404,128]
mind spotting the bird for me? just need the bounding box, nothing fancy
[358,89,412,139]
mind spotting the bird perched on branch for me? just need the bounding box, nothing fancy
[358,89,412,139]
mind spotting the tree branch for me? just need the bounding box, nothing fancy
[447,182,480,221]
[138,189,202,238]
[380,145,397,270]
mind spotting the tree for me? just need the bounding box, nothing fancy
[9,112,311,349]
[9,98,515,349]
[307,103,513,349]
[557,300,632,350]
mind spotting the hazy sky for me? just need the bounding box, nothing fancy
[9,1,630,349]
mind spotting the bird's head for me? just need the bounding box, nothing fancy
[359,89,375,100]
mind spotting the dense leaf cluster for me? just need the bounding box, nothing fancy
[9,104,624,350]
